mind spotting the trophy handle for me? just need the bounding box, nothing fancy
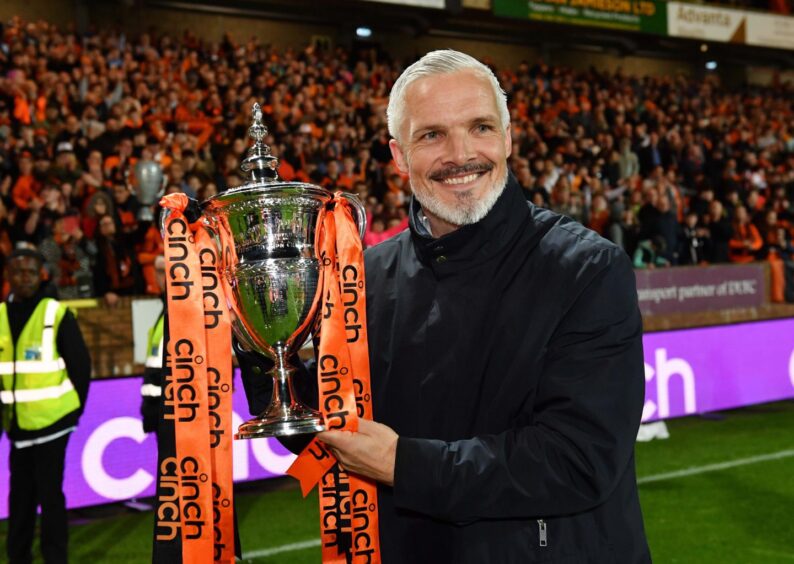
[159,206,171,238]
[201,215,221,252]
[340,192,367,240]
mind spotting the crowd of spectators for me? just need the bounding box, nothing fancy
[1,17,794,303]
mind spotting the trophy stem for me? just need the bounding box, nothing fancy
[235,344,326,439]
[272,345,298,413]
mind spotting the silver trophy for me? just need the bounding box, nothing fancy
[202,103,365,438]
[134,160,165,222]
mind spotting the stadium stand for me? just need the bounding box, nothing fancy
[1,16,793,304]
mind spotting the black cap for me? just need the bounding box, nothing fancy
[8,247,45,264]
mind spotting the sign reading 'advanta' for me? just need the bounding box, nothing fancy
[494,0,794,51]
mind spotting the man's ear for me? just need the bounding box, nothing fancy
[389,139,408,174]
[504,124,512,159]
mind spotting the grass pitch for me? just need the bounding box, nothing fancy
[636,401,794,563]
[1,400,792,563]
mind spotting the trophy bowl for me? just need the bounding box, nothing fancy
[202,104,365,439]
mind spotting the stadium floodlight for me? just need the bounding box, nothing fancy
[356,27,373,38]
[705,61,718,70]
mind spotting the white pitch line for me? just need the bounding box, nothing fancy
[638,449,794,484]
[749,547,794,561]
[241,449,794,559]
[242,538,321,560]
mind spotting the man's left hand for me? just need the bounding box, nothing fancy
[318,419,398,486]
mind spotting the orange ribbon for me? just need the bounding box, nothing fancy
[288,194,381,563]
[159,193,235,563]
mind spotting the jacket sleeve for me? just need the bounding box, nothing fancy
[93,245,109,297]
[140,388,160,433]
[235,339,275,417]
[57,309,92,414]
[141,313,163,433]
[392,247,645,522]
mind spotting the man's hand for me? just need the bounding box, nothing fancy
[318,419,398,486]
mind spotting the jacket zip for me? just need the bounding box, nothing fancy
[537,519,548,547]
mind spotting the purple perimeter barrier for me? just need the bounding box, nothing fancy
[641,318,794,422]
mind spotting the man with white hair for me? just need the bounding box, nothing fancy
[244,49,651,562]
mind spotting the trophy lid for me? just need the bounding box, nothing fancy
[203,102,361,224]
[240,102,280,183]
[202,102,331,213]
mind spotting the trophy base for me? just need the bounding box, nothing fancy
[235,411,325,439]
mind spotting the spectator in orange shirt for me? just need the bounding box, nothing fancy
[758,209,794,302]
[588,193,611,237]
[729,205,763,263]
[110,182,140,234]
[11,152,41,211]
[104,137,137,185]
[79,150,106,198]
[137,218,165,295]
[745,189,766,221]
[143,136,173,171]
[336,155,366,191]
[758,209,792,258]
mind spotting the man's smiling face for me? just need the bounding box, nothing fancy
[389,70,511,235]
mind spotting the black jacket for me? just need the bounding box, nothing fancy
[140,300,164,434]
[240,175,650,563]
[706,217,733,264]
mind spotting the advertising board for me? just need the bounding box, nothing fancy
[1,320,793,517]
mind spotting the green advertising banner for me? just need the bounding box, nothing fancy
[494,0,668,34]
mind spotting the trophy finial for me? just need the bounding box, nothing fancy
[249,102,266,143]
[240,101,279,183]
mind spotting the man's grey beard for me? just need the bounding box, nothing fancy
[413,167,508,228]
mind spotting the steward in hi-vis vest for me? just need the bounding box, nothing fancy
[0,298,81,430]
[1,248,91,564]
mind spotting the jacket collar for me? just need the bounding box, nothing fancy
[408,171,532,275]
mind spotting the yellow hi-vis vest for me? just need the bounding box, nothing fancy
[140,313,164,399]
[0,299,81,431]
